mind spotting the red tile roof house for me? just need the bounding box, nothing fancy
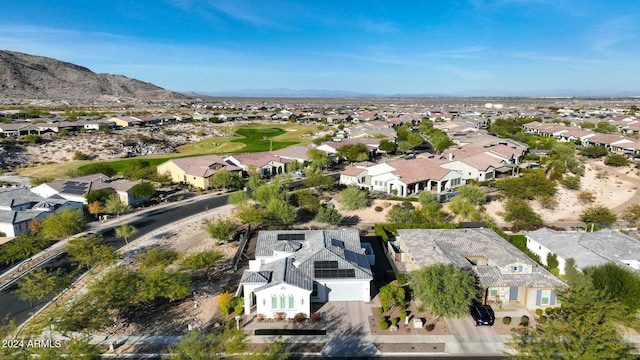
[339,158,463,198]
[225,152,289,177]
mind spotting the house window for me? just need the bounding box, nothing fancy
[540,290,551,305]
[288,295,295,309]
[260,259,266,265]
[489,287,499,297]
[280,295,285,309]
[271,295,277,310]
[311,282,318,297]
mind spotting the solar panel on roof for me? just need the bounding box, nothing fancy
[62,181,89,195]
[314,268,356,279]
[344,250,359,264]
[314,260,338,269]
[331,239,345,248]
[277,233,305,241]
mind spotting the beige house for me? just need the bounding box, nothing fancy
[157,155,241,189]
[392,228,566,310]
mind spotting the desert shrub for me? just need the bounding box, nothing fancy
[376,307,384,315]
[396,273,407,285]
[391,317,399,326]
[294,312,306,322]
[535,308,543,317]
[604,154,629,167]
[520,315,530,326]
[374,206,383,212]
[539,315,547,324]
[503,316,512,325]
[309,312,320,323]
[379,317,389,330]
[217,292,234,316]
[425,323,435,331]
[274,312,285,321]
[256,313,265,321]
[560,175,581,190]
[400,311,407,319]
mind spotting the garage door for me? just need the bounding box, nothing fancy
[326,282,366,302]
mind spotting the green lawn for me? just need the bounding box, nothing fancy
[22,123,319,178]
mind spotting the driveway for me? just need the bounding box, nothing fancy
[444,316,506,354]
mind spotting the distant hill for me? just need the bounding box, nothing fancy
[0,50,188,101]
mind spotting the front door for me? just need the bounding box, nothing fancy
[509,287,518,301]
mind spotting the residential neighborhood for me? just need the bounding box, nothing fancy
[1,96,640,359]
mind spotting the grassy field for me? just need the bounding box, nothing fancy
[20,123,321,178]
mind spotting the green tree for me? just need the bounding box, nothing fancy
[340,187,368,210]
[455,184,486,205]
[17,268,70,306]
[448,197,481,221]
[580,205,617,226]
[39,208,85,240]
[585,263,640,313]
[409,263,478,318]
[418,191,441,214]
[78,163,117,177]
[86,188,115,204]
[252,184,288,205]
[507,281,634,360]
[228,190,250,205]
[179,250,224,270]
[266,198,297,225]
[503,198,543,230]
[580,145,608,158]
[496,171,557,200]
[296,189,321,213]
[379,283,405,311]
[604,153,629,167]
[212,170,244,189]
[235,205,268,227]
[203,218,236,243]
[378,139,396,153]
[0,232,53,265]
[103,194,131,216]
[426,129,454,153]
[115,223,139,244]
[386,203,421,223]
[303,167,335,189]
[315,207,342,225]
[130,182,156,199]
[335,143,369,162]
[65,233,117,270]
[307,148,332,169]
[135,247,178,270]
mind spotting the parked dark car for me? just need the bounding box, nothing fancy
[471,304,495,326]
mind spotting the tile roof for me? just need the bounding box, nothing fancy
[228,152,289,168]
[271,145,312,161]
[246,230,373,290]
[385,158,451,183]
[397,228,565,288]
[526,227,640,270]
[168,155,240,178]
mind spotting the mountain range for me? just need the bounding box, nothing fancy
[0,50,187,101]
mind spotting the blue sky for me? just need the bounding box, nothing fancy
[2,0,640,95]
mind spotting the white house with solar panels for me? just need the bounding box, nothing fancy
[237,230,373,319]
